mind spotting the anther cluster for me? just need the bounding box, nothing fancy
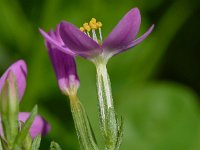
[80,18,103,43]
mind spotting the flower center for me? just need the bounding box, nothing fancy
[80,18,103,44]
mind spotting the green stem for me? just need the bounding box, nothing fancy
[69,94,98,150]
[95,60,119,150]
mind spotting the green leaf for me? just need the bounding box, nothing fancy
[13,105,38,148]
[31,134,41,150]
[50,141,62,150]
[118,82,200,150]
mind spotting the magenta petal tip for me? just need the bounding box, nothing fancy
[0,60,27,101]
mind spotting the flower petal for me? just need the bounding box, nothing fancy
[46,35,80,94]
[0,60,27,101]
[39,27,75,56]
[18,112,50,138]
[59,21,103,58]
[111,24,154,55]
[102,8,141,53]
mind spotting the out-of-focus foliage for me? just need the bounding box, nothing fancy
[0,0,200,149]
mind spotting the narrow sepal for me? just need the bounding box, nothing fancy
[115,117,124,150]
[22,133,32,150]
[31,134,41,150]
[104,107,118,149]
[0,136,8,150]
[0,71,19,147]
[14,105,38,148]
[0,137,2,150]
[69,95,99,150]
[50,141,62,150]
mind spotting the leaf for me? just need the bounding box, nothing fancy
[118,82,200,150]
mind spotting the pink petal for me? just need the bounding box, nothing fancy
[112,24,155,55]
[18,112,50,138]
[39,27,75,56]
[102,8,141,53]
[59,21,103,58]
[0,60,27,101]
[46,33,80,94]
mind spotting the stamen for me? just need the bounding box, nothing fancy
[96,22,102,28]
[79,27,86,35]
[87,31,91,37]
[90,18,97,24]
[96,22,103,42]
[80,27,85,32]
[83,23,91,32]
[92,29,98,42]
[98,28,102,42]
[89,22,97,30]
[80,18,103,43]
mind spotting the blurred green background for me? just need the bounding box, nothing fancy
[0,0,200,149]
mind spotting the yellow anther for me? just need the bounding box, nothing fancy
[83,23,91,32]
[80,27,85,32]
[90,18,97,24]
[96,22,102,28]
[89,22,97,29]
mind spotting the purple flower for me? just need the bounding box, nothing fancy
[0,60,50,138]
[41,28,80,95]
[40,8,154,60]
[0,60,27,101]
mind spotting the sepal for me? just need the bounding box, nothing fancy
[22,132,32,150]
[0,136,8,150]
[50,141,62,150]
[115,117,124,150]
[31,134,41,150]
[0,71,19,148]
[14,105,38,148]
[69,95,99,150]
